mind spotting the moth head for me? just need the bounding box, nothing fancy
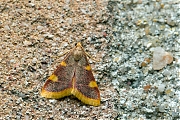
[73,42,83,61]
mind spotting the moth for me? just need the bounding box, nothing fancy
[41,42,100,106]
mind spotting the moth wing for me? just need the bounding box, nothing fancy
[72,54,100,106]
[41,52,75,99]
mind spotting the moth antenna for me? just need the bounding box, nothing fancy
[85,52,100,62]
[58,50,70,57]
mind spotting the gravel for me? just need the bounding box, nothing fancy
[106,0,179,119]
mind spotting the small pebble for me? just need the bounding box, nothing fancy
[49,99,57,104]
[23,40,32,46]
[157,84,166,92]
[153,47,173,70]
[112,79,119,86]
[37,25,44,31]
[32,57,37,64]
[43,33,54,39]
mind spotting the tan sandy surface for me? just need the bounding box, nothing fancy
[0,0,118,119]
